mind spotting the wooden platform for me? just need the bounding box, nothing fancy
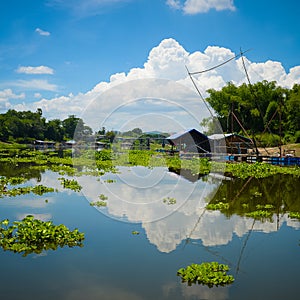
[225,154,300,166]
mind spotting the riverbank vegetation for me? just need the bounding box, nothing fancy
[0,81,299,152]
[0,146,299,180]
[204,81,300,145]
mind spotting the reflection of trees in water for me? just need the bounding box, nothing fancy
[208,174,300,217]
[168,167,205,183]
[0,162,44,182]
[183,174,300,279]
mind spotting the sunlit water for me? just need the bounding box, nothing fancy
[0,165,300,300]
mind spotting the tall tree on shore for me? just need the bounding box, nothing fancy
[205,80,296,139]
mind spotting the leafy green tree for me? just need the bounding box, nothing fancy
[105,130,116,143]
[62,115,80,140]
[62,115,92,140]
[285,84,300,139]
[0,109,45,142]
[45,119,64,142]
[132,128,143,135]
[98,127,106,135]
[206,81,289,137]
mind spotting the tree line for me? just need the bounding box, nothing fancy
[0,80,299,145]
[203,81,300,145]
[0,109,92,143]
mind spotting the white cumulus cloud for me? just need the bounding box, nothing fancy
[0,89,25,109]
[166,0,181,10]
[35,28,51,36]
[166,0,236,14]
[7,38,300,126]
[16,65,54,75]
[12,79,58,91]
[0,89,25,102]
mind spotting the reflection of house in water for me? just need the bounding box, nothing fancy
[34,140,56,150]
[168,167,230,183]
[209,133,253,154]
[168,167,205,182]
[166,129,211,155]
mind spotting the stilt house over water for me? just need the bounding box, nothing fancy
[166,129,211,154]
[208,133,253,154]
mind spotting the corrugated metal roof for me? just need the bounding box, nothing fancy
[208,133,231,140]
[166,128,198,140]
[208,133,252,142]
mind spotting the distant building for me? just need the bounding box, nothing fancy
[166,129,211,154]
[209,133,253,154]
[120,142,132,150]
[95,141,109,151]
[65,140,76,148]
[34,140,55,149]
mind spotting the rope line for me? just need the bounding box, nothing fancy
[188,49,251,75]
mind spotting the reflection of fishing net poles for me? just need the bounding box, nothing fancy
[231,176,253,203]
[183,198,236,269]
[184,207,207,247]
[183,175,256,277]
[184,216,248,276]
[235,218,255,276]
[184,238,235,269]
[187,175,253,238]
[184,210,254,278]
[257,175,285,231]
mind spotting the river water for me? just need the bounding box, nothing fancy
[0,162,300,300]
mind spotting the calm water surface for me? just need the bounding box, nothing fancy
[0,164,300,300]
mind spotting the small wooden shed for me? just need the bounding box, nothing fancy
[166,129,211,154]
[208,133,253,154]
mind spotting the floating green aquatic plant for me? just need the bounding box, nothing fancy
[245,210,273,219]
[0,184,55,197]
[90,201,107,207]
[0,215,84,256]
[0,176,27,185]
[99,194,108,201]
[225,162,300,179]
[163,197,177,205]
[104,179,116,183]
[90,194,108,207]
[58,177,82,192]
[206,201,229,211]
[177,262,234,287]
[31,184,55,195]
[244,204,274,220]
[288,212,300,220]
[256,204,274,210]
[253,191,262,197]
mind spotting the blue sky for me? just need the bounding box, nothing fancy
[1,0,300,131]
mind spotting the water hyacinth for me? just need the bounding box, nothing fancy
[0,216,84,257]
[177,262,235,287]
